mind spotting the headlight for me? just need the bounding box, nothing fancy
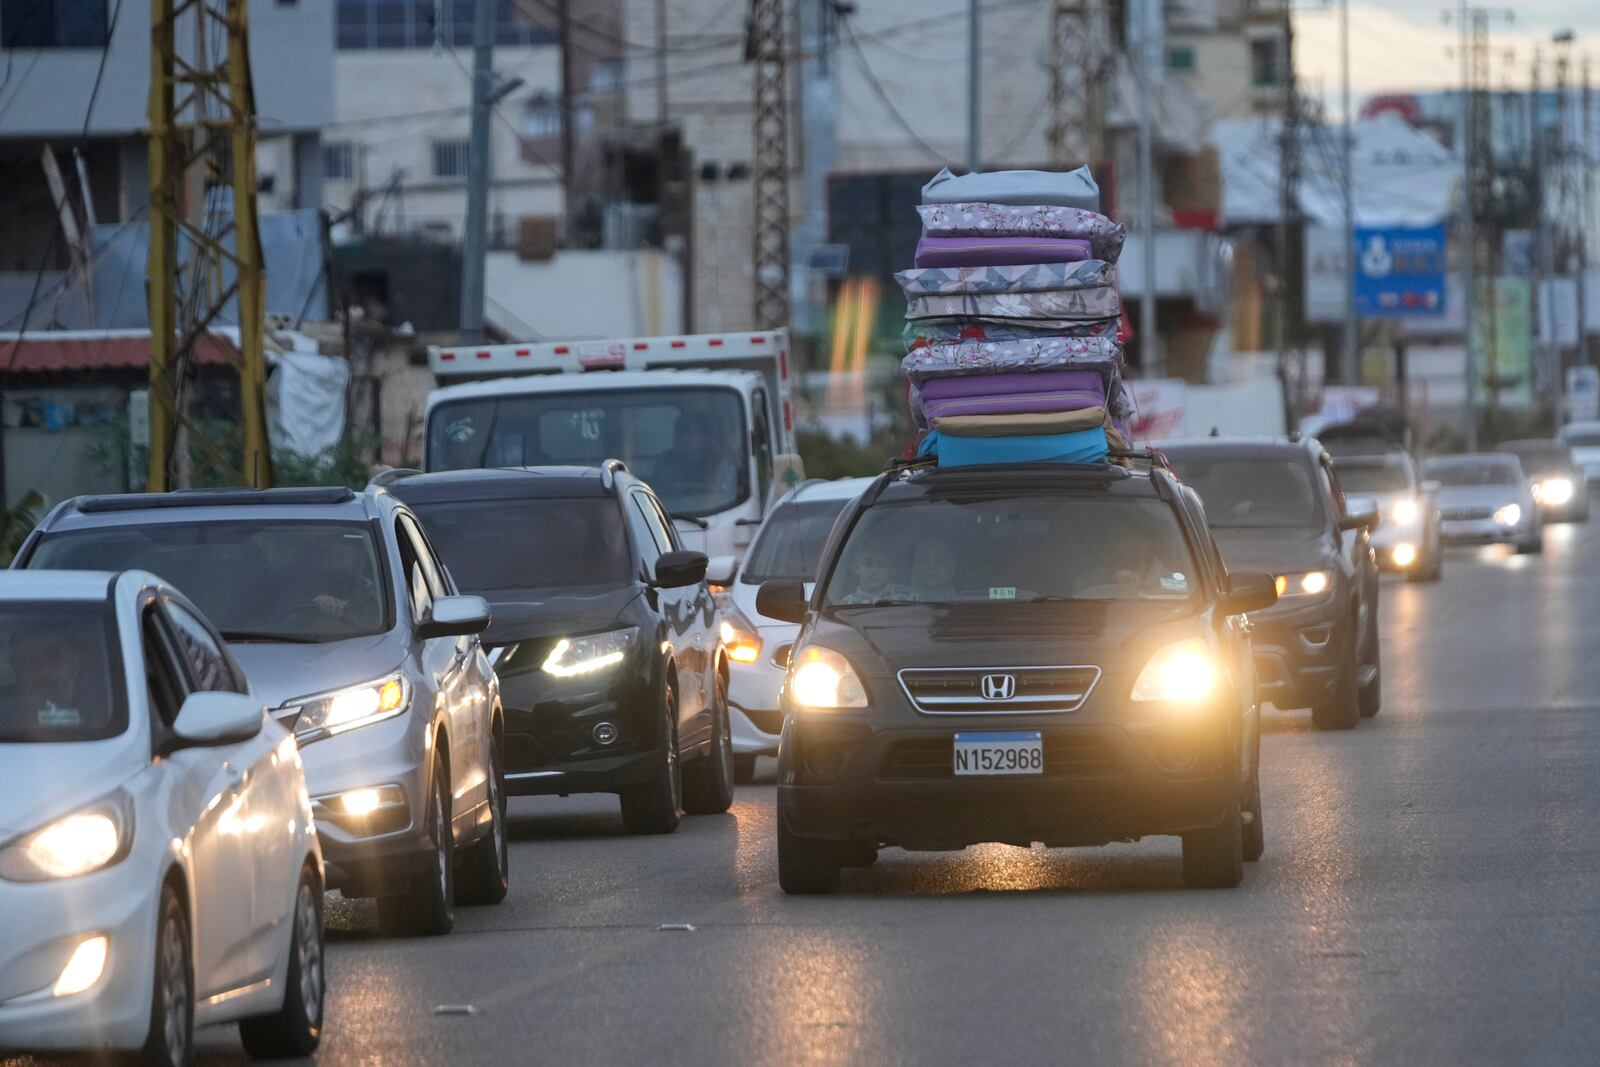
[1538,478,1573,505]
[1273,569,1332,599]
[787,646,869,709]
[1494,503,1522,527]
[1391,499,1420,525]
[718,603,763,665]
[542,628,637,678]
[291,673,411,742]
[1131,639,1218,705]
[0,797,133,883]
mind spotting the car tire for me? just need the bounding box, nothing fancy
[1182,785,1245,889]
[455,734,510,906]
[1242,775,1265,863]
[1311,621,1361,731]
[377,753,455,937]
[143,884,194,1067]
[777,817,841,895]
[619,676,683,835]
[734,754,758,784]
[239,865,324,1059]
[840,841,879,869]
[683,672,736,815]
[1358,610,1382,719]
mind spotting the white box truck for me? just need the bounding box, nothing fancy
[425,330,803,560]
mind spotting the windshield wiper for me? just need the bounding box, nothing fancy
[218,630,322,644]
[672,514,710,529]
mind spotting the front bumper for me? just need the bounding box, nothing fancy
[1440,517,1528,544]
[776,706,1240,851]
[1248,596,1346,710]
[0,871,157,1053]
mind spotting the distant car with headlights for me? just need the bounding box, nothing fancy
[15,487,506,937]
[1422,453,1542,554]
[705,476,874,782]
[1332,450,1444,580]
[1558,420,1600,483]
[0,571,324,1066]
[1497,439,1588,523]
[757,460,1278,894]
[386,464,733,834]
[1162,438,1382,731]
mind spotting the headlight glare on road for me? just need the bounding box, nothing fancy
[1391,499,1420,525]
[1494,503,1522,527]
[1275,569,1332,599]
[292,673,412,742]
[788,646,868,709]
[0,799,131,882]
[1537,478,1573,505]
[53,935,109,997]
[1131,639,1218,705]
[542,628,638,678]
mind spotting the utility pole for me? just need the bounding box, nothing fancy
[1134,0,1160,375]
[749,0,791,330]
[1339,0,1357,384]
[147,0,272,491]
[558,0,578,241]
[459,0,494,343]
[1532,47,1552,400]
[1277,0,1302,420]
[967,0,981,172]
[796,0,837,340]
[1555,38,1573,379]
[655,0,669,126]
[1582,55,1592,366]
[1048,2,1110,172]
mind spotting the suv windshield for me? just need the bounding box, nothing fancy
[28,522,388,643]
[407,498,632,595]
[0,601,125,742]
[822,494,1197,607]
[428,387,748,518]
[1336,460,1411,494]
[1423,458,1519,487]
[742,498,853,584]
[1165,454,1323,528]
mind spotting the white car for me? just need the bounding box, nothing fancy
[1558,420,1600,484]
[710,477,875,782]
[0,571,326,1066]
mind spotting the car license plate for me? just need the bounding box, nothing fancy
[952,731,1044,776]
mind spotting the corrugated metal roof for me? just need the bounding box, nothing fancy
[0,331,236,373]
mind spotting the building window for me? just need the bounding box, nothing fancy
[335,0,557,51]
[521,97,562,141]
[322,142,355,182]
[1,0,109,47]
[432,139,471,180]
[1166,46,1195,73]
[1250,38,1283,88]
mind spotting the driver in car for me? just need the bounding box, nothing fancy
[2,624,90,729]
[905,538,958,602]
[311,535,381,625]
[660,415,740,507]
[837,546,911,605]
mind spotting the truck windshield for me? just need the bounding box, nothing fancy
[821,495,1197,607]
[428,387,749,519]
[0,601,125,743]
[742,499,853,583]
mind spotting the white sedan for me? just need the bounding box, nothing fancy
[0,571,325,1066]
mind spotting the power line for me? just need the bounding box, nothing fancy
[839,20,959,167]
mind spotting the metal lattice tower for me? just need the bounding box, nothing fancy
[1047,1,1110,170]
[147,0,272,490]
[748,0,790,330]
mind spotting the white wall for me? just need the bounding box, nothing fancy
[484,248,684,340]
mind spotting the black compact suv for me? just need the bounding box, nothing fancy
[756,460,1278,893]
[388,463,734,834]
[1161,438,1382,731]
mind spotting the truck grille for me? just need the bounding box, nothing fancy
[878,735,1116,780]
[896,665,1100,715]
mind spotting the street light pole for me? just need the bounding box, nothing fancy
[1340,0,1358,384]
[459,0,495,343]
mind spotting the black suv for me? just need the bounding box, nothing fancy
[756,460,1278,893]
[388,463,734,834]
[1160,438,1382,731]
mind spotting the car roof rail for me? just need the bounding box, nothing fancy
[76,486,357,513]
[599,457,629,490]
[368,467,421,488]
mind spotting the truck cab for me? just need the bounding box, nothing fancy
[425,331,803,559]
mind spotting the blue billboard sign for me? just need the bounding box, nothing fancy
[1353,224,1447,318]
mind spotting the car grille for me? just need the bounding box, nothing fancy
[1441,505,1494,521]
[896,665,1100,715]
[878,735,1116,780]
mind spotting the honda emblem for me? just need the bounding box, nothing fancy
[980,674,1017,701]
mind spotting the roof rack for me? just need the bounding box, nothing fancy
[1107,447,1175,472]
[368,467,421,488]
[77,487,358,513]
[599,457,629,489]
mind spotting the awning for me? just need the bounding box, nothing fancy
[0,330,237,374]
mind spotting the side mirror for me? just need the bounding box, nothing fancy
[171,691,265,748]
[756,579,808,624]
[653,550,708,589]
[1421,479,1442,494]
[1220,572,1278,616]
[420,594,491,639]
[1339,499,1380,532]
[705,554,738,587]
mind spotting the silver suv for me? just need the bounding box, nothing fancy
[15,486,507,937]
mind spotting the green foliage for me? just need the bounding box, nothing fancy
[0,490,45,566]
[88,415,377,491]
[795,427,910,480]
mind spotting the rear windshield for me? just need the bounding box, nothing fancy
[1562,427,1600,447]
[1335,460,1411,494]
[1423,458,1520,487]
[1163,453,1323,529]
[741,498,854,584]
[28,521,389,644]
[0,601,125,743]
[822,495,1197,607]
[405,498,632,595]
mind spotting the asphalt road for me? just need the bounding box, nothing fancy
[18,523,1600,1065]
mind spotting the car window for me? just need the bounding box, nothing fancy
[624,493,661,575]
[742,498,854,583]
[394,518,435,623]
[752,388,773,506]
[1321,461,1346,520]
[645,493,682,552]
[404,497,633,595]
[1335,460,1412,494]
[1163,453,1325,529]
[0,600,126,743]
[631,490,673,556]
[1423,458,1520,486]
[162,600,245,694]
[141,606,186,732]
[400,514,451,597]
